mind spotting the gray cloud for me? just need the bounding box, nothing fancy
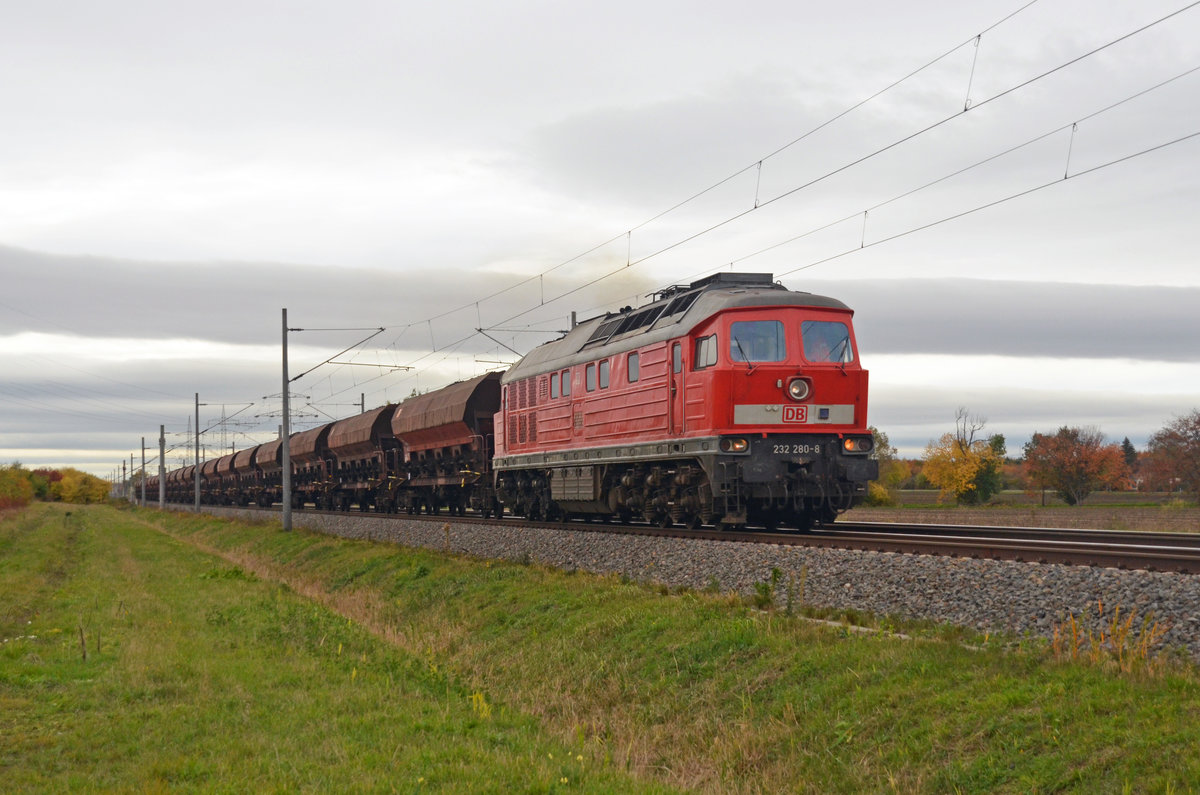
[7,247,1196,364]
[870,384,1195,457]
[0,244,657,349]
[818,278,1200,362]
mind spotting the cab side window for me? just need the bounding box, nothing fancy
[694,335,717,369]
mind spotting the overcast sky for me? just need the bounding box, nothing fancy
[2,0,1199,475]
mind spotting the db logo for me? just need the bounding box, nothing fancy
[782,405,808,423]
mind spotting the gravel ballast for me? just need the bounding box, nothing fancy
[203,507,1200,660]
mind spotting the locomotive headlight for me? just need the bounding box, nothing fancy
[786,377,811,402]
[843,437,874,453]
[720,437,749,453]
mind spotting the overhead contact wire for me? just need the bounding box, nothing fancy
[371,0,1048,340]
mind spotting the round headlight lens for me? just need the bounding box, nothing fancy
[787,378,810,402]
[843,437,874,453]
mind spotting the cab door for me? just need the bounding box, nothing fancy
[669,342,685,435]
[570,368,584,440]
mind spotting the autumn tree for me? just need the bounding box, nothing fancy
[1023,426,1129,506]
[922,408,1005,505]
[1142,410,1200,501]
[865,426,907,505]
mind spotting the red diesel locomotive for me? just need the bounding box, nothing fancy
[493,272,876,530]
[154,272,876,530]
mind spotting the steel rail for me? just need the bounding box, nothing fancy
[833,520,1200,549]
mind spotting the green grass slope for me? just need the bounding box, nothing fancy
[3,504,1199,793]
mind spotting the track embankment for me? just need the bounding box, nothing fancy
[200,505,1200,660]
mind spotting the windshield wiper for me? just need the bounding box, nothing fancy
[832,337,850,372]
[733,337,756,374]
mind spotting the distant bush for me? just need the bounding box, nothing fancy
[30,468,62,499]
[863,480,898,507]
[0,465,35,509]
[48,468,111,504]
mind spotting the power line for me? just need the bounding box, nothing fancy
[341,59,1200,404]
[721,64,1200,273]
[776,129,1200,279]
[460,3,1200,333]
[291,1,1177,406]
[365,0,1053,344]
[85,1,1200,454]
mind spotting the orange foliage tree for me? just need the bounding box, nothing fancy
[1142,410,1200,501]
[1023,426,1129,506]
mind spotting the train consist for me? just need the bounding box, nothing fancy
[153,273,878,530]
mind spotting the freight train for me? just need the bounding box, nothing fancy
[153,273,877,530]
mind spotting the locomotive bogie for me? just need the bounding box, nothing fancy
[494,429,876,529]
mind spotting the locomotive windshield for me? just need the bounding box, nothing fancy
[801,320,854,363]
[730,320,786,362]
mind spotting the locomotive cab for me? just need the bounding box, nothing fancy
[685,304,877,528]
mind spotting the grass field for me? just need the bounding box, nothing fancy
[4,503,1200,792]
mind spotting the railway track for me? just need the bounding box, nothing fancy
[807,522,1200,574]
[186,503,1200,575]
